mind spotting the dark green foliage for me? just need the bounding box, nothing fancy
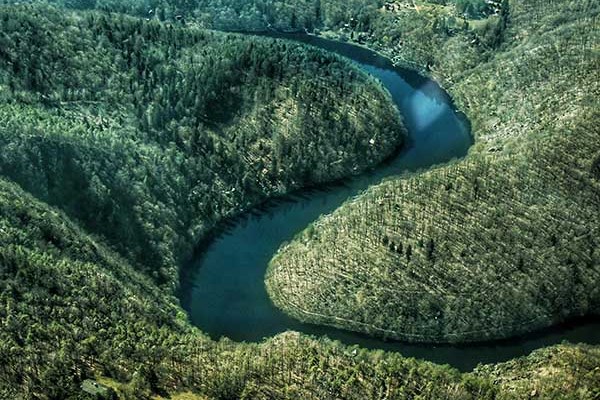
[455,0,491,19]
[0,4,404,287]
[0,1,598,399]
[0,178,183,397]
[592,153,600,180]
[0,180,498,397]
[15,0,513,70]
[472,0,509,49]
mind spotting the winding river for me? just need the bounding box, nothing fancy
[179,33,600,371]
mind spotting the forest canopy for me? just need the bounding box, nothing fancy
[0,3,404,288]
[266,0,600,343]
[0,0,598,399]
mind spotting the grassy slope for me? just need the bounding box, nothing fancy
[267,0,600,342]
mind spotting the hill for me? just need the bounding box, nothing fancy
[266,0,600,342]
[0,4,404,289]
[0,1,598,399]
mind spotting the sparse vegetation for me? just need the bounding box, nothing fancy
[473,343,600,400]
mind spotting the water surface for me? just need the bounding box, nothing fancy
[179,33,600,371]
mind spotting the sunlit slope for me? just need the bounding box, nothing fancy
[0,5,404,287]
[266,0,600,342]
[473,343,600,399]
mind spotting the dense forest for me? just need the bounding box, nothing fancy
[0,0,598,399]
[0,4,403,289]
[268,0,600,342]
[10,0,511,56]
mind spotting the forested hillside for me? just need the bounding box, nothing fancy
[12,0,382,31]
[267,0,600,342]
[0,4,403,288]
[0,182,596,399]
[0,1,598,399]
[32,0,511,65]
[473,343,600,400]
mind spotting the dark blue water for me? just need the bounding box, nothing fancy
[179,33,600,371]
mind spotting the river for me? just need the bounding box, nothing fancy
[179,32,600,371]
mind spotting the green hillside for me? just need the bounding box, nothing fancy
[0,4,403,288]
[473,343,600,400]
[0,1,598,399]
[267,0,600,342]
